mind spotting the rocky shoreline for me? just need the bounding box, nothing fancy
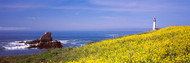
[19,32,63,49]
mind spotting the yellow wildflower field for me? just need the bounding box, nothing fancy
[1,26,189,63]
[63,26,190,63]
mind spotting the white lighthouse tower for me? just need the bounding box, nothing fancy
[153,18,156,30]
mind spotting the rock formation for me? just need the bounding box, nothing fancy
[40,32,52,42]
[24,32,63,49]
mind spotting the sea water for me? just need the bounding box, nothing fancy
[0,31,144,57]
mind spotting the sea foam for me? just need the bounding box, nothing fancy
[2,40,91,50]
[3,41,30,50]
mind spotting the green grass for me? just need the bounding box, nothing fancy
[0,26,190,63]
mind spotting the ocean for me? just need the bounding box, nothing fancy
[0,31,144,57]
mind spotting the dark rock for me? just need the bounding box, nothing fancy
[25,39,40,44]
[25,32,63,49]
[18,41,25,43]
[40,32,52,42]
[37,40,62,49]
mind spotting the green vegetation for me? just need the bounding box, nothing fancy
[0,26,190,63]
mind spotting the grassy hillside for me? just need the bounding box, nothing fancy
[0,26,190,63]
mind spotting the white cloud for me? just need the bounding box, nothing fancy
[100,16,129,21]
[90,0,138,7]
[27,17,40,20]
[50,6,156,12]
[0,3,45,9]
[0,27,29,30]
[89,0,190,12]
[0,0,189,12]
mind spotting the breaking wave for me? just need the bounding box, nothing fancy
[2,40,92,50]
[2,41,31,50]
[59,40,91,47]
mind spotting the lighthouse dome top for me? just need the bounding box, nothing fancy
[153,18,156,22]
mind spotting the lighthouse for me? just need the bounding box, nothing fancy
[153,18,156,30]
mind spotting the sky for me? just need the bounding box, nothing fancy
[0,0,190,31]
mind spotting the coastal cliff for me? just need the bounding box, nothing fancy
[0,26,189,63]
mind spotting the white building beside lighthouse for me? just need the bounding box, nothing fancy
[153,18,156,30]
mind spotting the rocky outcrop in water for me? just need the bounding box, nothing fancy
[40,32,52,42]
[24,32,63,49]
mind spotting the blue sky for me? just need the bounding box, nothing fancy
[0,0,190,31]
